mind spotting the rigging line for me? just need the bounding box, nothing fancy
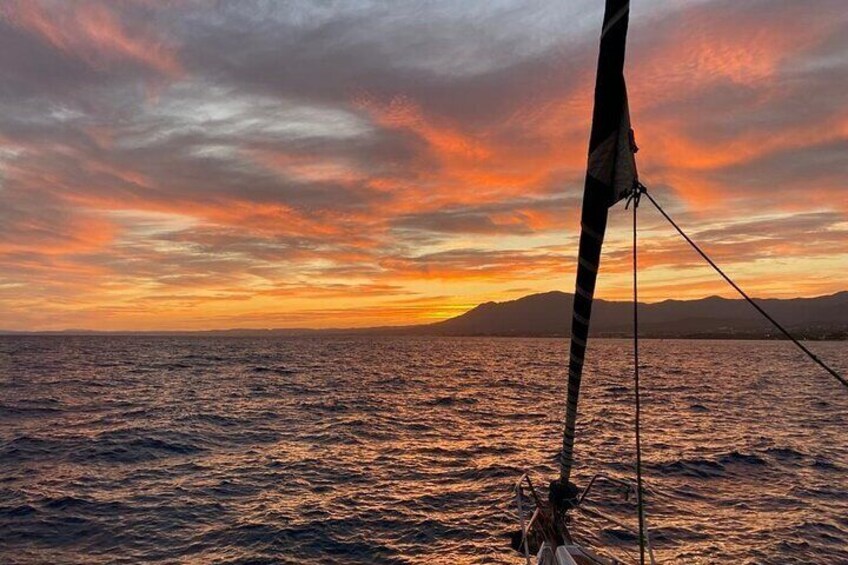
[640,185,848,390]
[627,186,647,565]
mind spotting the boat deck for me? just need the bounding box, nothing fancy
[536,544,614,565]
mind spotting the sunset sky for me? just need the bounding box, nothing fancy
[1,0,846,331]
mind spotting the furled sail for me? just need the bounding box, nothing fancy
[560,0,639,484]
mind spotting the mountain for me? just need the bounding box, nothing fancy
[415,291,848,339]
[3,291,846,339]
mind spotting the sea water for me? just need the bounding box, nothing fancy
[1,336,846,564]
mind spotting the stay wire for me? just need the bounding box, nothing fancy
[626,186,647,565]
[639,184,848,390]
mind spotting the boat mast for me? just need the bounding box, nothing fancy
[556,0,638,498]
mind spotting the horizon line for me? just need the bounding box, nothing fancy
[3,289,845,334]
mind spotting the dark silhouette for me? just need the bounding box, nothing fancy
[419,290,848,339]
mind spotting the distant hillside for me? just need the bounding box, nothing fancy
[413,291,848,339]
[2,291,846,339]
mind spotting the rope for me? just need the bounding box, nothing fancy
[640,185,848,390]
[626,186,647,565]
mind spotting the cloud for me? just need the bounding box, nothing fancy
[1,0,182,77]
[0,0,846,329]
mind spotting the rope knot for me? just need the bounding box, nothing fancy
[625,182,647,209]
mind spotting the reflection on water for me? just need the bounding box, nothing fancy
[0,336,846,564]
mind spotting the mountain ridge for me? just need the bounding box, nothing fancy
[2,291,846,339]
[414,290,848,338]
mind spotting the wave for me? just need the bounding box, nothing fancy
[0,403,64,417]
[1,435,56,462]
[425,395,478,407]
[652,450,767,479]
[251,366,298,375]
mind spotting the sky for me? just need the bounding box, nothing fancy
[0,0,846,331]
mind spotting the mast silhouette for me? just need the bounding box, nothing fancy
[559,0,639,489]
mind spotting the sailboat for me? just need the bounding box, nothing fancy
[510,1,846,564]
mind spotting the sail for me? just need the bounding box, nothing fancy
[560,0,638,483]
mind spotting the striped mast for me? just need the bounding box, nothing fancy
[560,0,638,486]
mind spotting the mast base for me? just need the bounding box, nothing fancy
[549,479,580,511]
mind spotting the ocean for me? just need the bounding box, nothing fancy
[1,336,846,564]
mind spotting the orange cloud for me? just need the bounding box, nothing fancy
[622,5,848,206]
[2,0,182,77]
[354,95,585,216]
